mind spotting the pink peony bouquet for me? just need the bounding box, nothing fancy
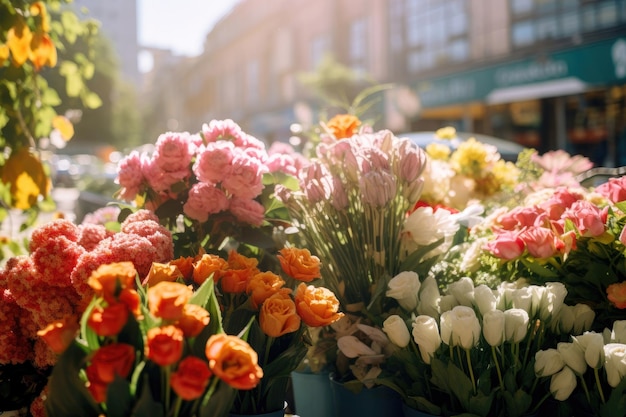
[115,119,305,257]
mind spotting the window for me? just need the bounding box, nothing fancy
[246,60,259,106]
[561,11,580,36]
[511,0,533,15]
[582,6,597,32]
[536,16,559,40]
[389,0,403,51]
[448,39,469,62]
[512,20,535,47]
[350,18,368,61]
[597,1,618,27]
[310,35,330,69]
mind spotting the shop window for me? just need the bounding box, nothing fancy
[388,0,403,51]
[511,0,534,15]
[561,11,580,36]
[597,1,618,28]
[536,16,560,40]
[582,5,597,32]
[448,39,469,62]
[512,21,535,47]
[309,35,330,70]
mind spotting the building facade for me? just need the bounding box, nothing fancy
[184,0,626,165]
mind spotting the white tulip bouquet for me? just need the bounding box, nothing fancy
[382,275,596,417]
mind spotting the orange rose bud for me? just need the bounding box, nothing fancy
[146,325,184,366]
[259,291,301,337]
[85,366,108,403]
[88,343,135,384]
[246,271,285,309]
[221,252,260,294]
[170,356,212,400]
[119,288,141,317]
[193,253,228,285]
[205,334,263,390]
[326,114,361,139]
[278,247,321,282]
[88,262,137,303]
[37,317,79,354]
[176,304,210,337]
[147,281,193,321]
[294,283,344,327]
[607,282,626,309]
[87,303,129,336]
[143,262,183,286]
[171,256,195,280]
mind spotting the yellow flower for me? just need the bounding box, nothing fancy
[492,160,520,189]
[7,19,33,66]
[450,137,490,177]
[29,32,57,71]
[52,115,74,140]
[30,1,51,33]
[0,147,50,209]
[0,44,9,66]
[425,142,451,160]
[435,126,457,140]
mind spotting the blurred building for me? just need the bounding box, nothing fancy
[179,0,626,165]
[72,0,140,85]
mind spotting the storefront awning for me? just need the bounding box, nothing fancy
[486,77,588,105]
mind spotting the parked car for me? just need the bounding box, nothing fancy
[399,131,526,162]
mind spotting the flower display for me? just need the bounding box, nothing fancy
[205,246,344,415]
[42,260,262,417]
[383,276,596,416]
[115,119,303,257]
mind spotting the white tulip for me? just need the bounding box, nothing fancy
[387,271,421,312]
[337,335,376,358]
[603,343,626,388]
[553,304,575,335]
[412,315,442,364]
[449,305,481,350]
[474,284,497,316]
[482,309,505,347]
[571,304,595,335]
[439,294,459,313]
[511,287,533,315]
[528,285,546,318]
[447,277,475,307]
[504,308,529,343]
[417,275,440,319]
[535,349,565,377]
[496,281,518,310]
[574,332,605,369]
[550,366,577,401]
[557,342,587,375]
[440,310,453,345]
[611,320,626,343]
[540,282,567,322]
[383,315,411,348]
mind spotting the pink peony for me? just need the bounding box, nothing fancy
[153,131,195,173]
[229,197,265,226]
[183,183,230,223]
[221,153,267,199]
[266,152,298,176]
[193,141,235,183]
[484,230,525,260]
[596,176,626,204]
[201,119,247,144]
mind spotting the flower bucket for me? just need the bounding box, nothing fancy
[290,370,333,417]
[330,376,402,417]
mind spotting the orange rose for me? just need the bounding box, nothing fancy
[119,288,141,317]
[294,283,344,327]
[172,256,195,280]
[170,356,212,400]
[278,247,321,282]
[37,317,79,354]
[87,262,137,303]
[87,302,129,336]
[205,334,263,390]
[607,282,626,309]
[146,325,184,366]
[246,271,286,309]
[147,281,193,321]
[176,304,210,337]
[221,251,260,293]
[259,291,301,337]
[85,366,108,403]
[193,253,228,285]
[326,114,361,139]
[87,343,135,384]
[142,262,183,286]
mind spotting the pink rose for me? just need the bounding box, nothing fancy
[153,132,194,173]
[562,200,607,237]
[498,206,546,230]
[229,197,265,226]
[116,151,145,201]
[183,183,229,223]
[266,153,297,176]
[596,177,626,203]
[193,142,235,183]
[484,230,525,260]
[202,119,246,143]
[540,188,583,220]
[519,226,559,259]
[221,153,267,199]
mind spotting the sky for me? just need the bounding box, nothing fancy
[137,0,239,57]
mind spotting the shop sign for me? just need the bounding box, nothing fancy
[415,37,626,108]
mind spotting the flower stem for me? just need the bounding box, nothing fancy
[465,348,476,395]
[594,368,606,404]
[492,345,504,391]
[170,396,182,417]
[579,373,591,405]
[163,365,172,412]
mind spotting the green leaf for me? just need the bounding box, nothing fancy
[83,91,103,109]
[44,342,101,417]
[198,379,237,417]
[599,375,626,417]
[131,375,164,417]
[40,87,62,106]
[106,376,133,417]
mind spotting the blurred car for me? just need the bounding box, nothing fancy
[399,131,526,162]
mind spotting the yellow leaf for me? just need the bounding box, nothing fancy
[52,115,74,140]
[7,20,33,67]
[29,32,57,70]
[0,148,50,209]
